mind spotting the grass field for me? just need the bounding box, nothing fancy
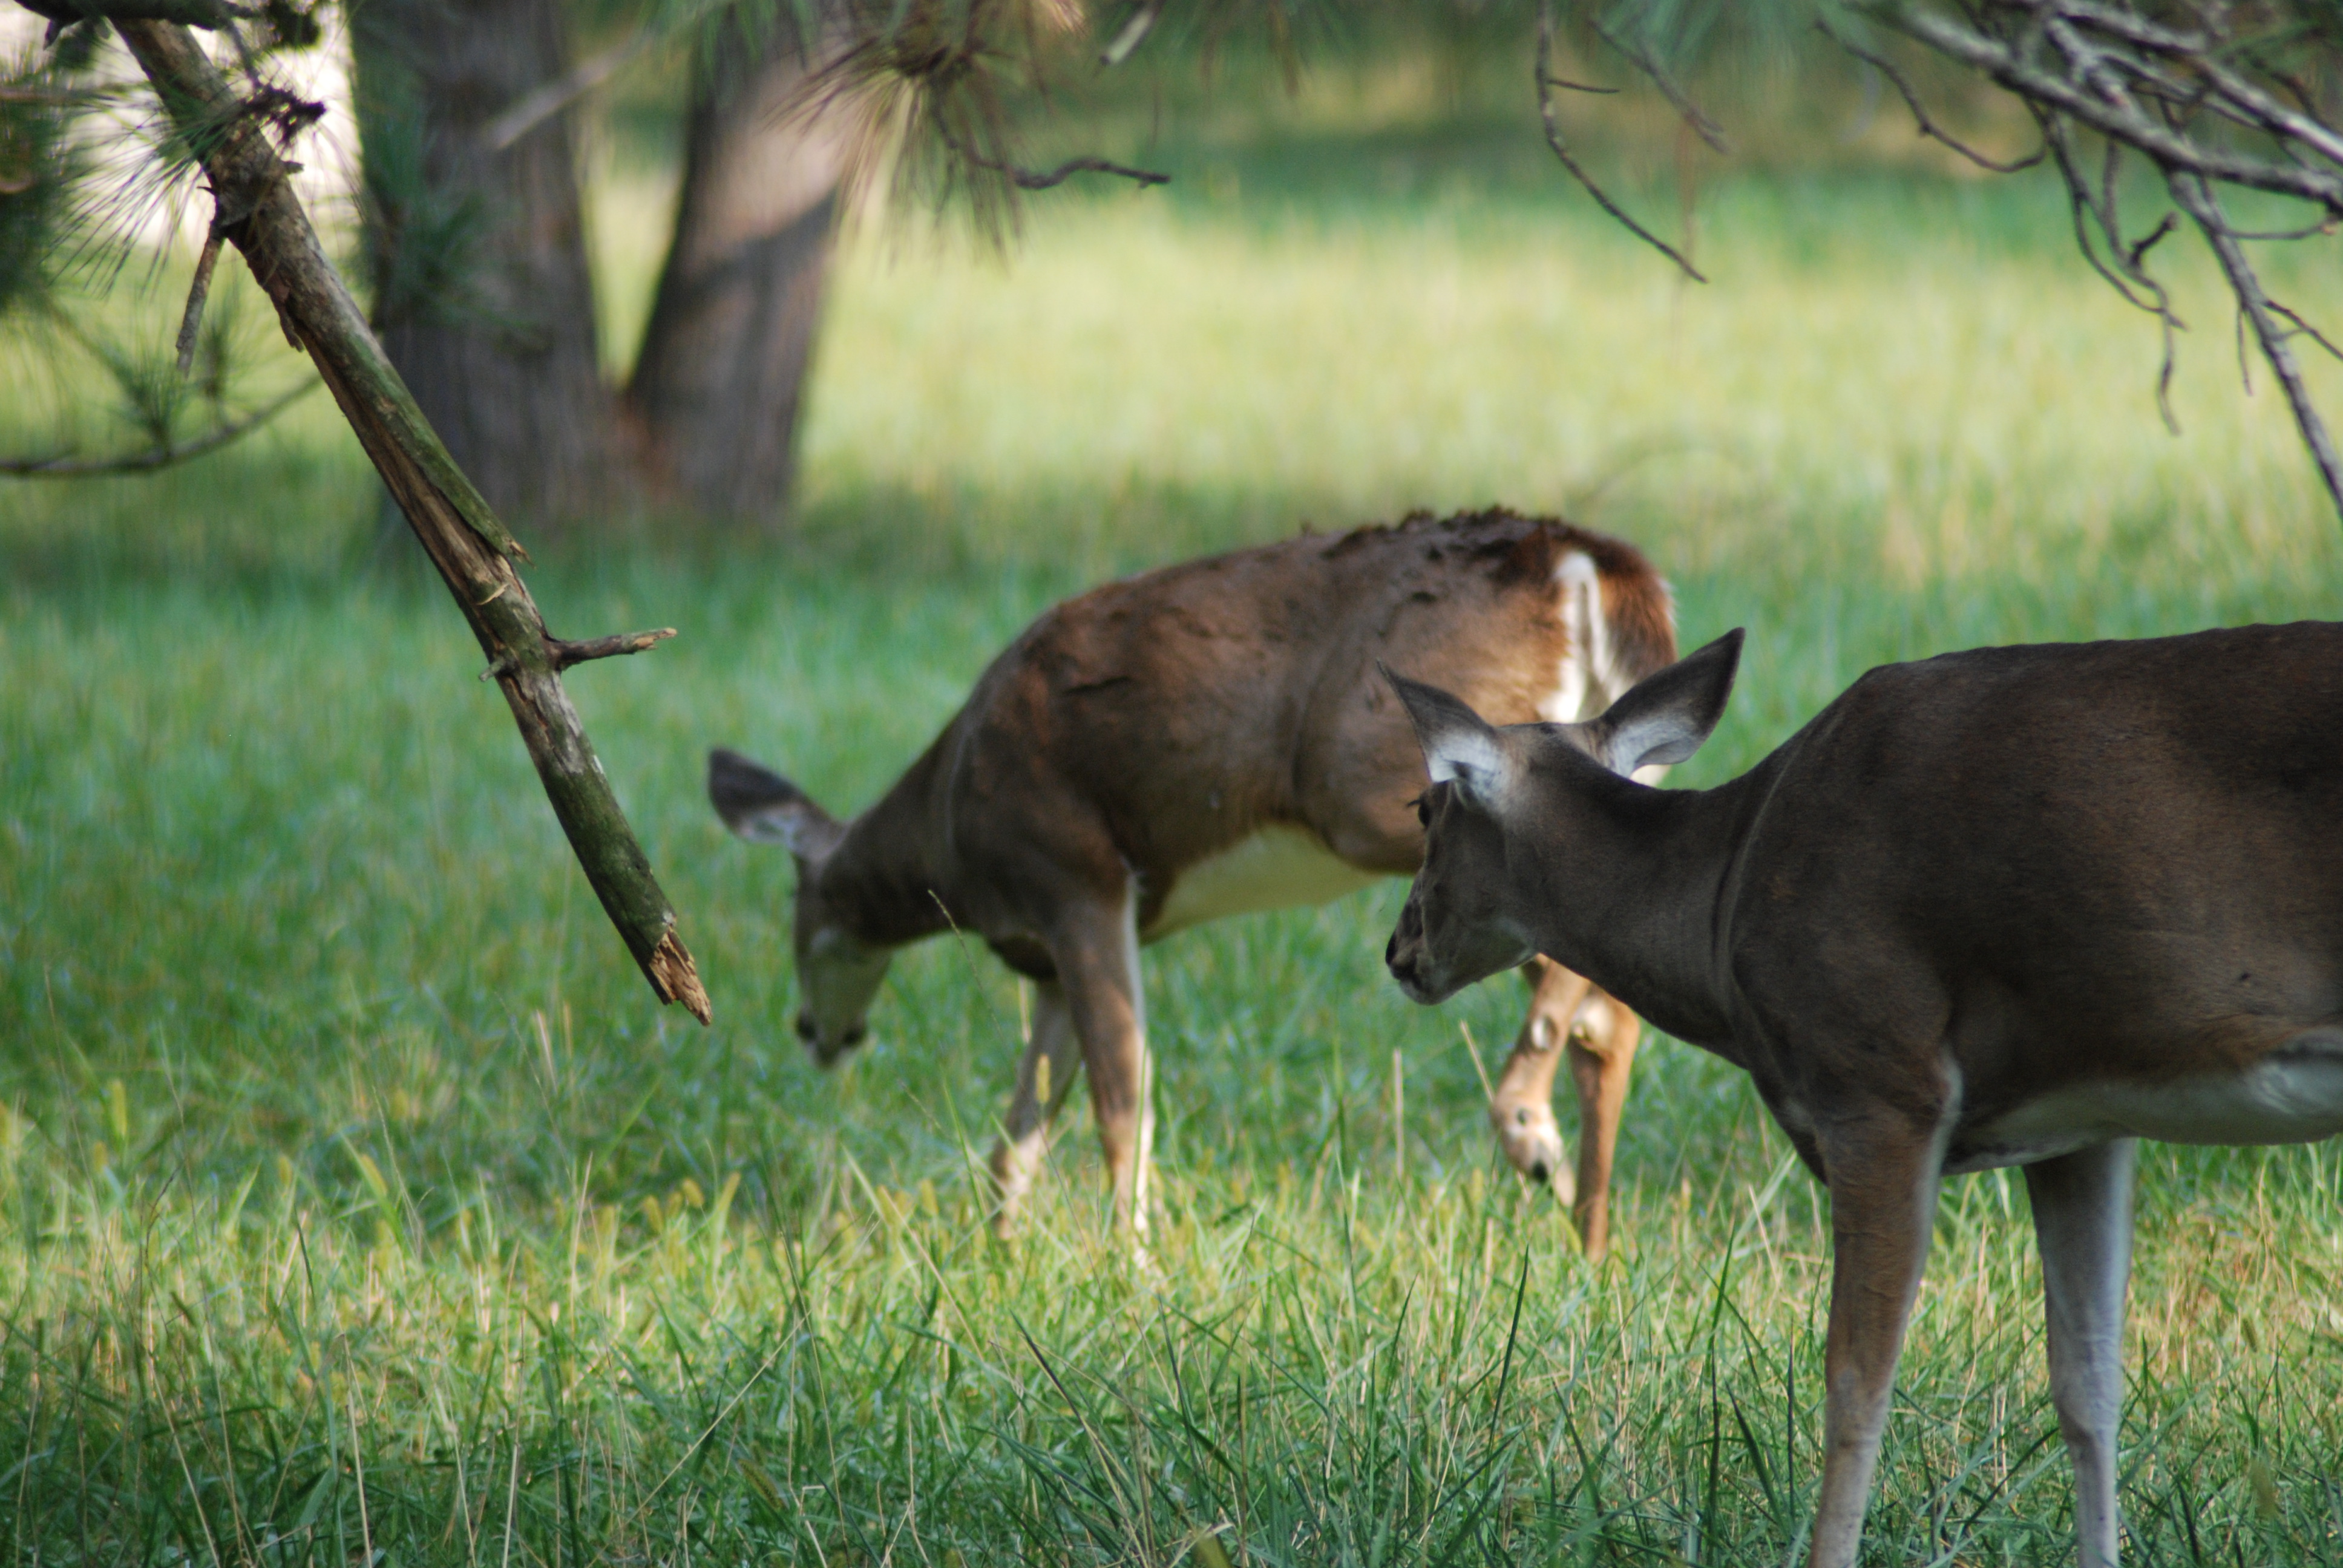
[5,68,2343,1566]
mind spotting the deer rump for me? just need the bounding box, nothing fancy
[934,512,1671,957]
[712,508,1675,1240]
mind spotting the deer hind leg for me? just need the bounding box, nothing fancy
[1565,987,1641,1262]
[1490,957,1593,1192]
[1808,1108,1950,1568]
[1053,883,1155,1234]
[985,981,1083,1238]
[2025,1139,2137,1568]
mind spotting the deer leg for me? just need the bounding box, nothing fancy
[2025,1138,2137,1568]
[1564,988,1641,1262]
[1809,1111,1948,1568]
[985,981,1083,1237]
[1055,886,1154,1233]
[1490,956,1593,1192]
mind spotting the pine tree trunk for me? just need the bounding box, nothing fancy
[626,27,852,528]
[349,0,612,528]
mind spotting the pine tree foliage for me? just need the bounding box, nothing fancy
[1,5,329,472]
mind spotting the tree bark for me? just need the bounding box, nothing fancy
[626,23,853,526]
[116,19,709,1023]
[348,0,613,527]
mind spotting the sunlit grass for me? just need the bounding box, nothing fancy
[5,101,2343,1563]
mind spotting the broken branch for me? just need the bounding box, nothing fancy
[113,19,710,1024]
[548,627,678,671]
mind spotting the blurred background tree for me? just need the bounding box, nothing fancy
[350,0,855,529]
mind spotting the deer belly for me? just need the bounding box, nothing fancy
[1964,1033,2343,1167]
[1145,825,1383,940]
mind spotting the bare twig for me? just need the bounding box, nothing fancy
[1818,20,2046,172]
[2121,210,2176,273]
[1588,15,1730,154]
[2267,301,2343,363]
[2033,108,2183,431]
[0,379,318,476]
[1535,0,1706,284]
[173,225,224,377]
[2169,168,2343,522]
[937,126,1167,189]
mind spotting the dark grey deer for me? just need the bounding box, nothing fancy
[1384,623,2343,1568]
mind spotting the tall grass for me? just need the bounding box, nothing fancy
[4,88,2343,1564]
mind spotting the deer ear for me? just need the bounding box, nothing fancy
[1594,629,1744,776]
[709,748,844,858]
[1380,665,1514,808]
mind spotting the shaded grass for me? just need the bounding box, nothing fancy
[5,109,2343,1564]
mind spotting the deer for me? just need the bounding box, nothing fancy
[1381,621,2343,1568]
[709,508,1677,1250]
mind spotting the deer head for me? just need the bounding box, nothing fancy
[708,748,891,1065]
[1381,630,1743,1005]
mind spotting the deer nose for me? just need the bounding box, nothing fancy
[1384,932,1414,980]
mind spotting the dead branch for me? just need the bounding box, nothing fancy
[1818,19,2046,172]
[1840,2,2343,520]
[1866,4,2343,215]
[1535,0,1705,284]
[111,19,711,1024]
[0,378,317,475]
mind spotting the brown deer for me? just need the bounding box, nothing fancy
[710,509,1676,1248]
[1383,622,2343,1568]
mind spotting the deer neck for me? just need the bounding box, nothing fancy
[813,746,961,950]
[1513,762,1768,1054]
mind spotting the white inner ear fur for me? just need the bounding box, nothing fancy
[1604,713,1705,777]
[742,803,830,857]
[1426,728,1509,800]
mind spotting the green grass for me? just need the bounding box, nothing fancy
[6,90,2343,1564]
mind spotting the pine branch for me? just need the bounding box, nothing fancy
[0,378,316,475]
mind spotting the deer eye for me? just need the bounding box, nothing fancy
[1408,793,1431,827]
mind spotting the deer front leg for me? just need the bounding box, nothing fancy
[1809,1110,1947,1568]
[1054,889,1155,1233]
[2025,1138,2137,1568]
[986,981,1083,1237]
[1564,988,1640,1261]
[1490,957,1592,1191]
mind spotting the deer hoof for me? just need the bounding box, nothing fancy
[1490,1100,1575,1201]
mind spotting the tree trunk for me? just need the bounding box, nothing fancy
[349,0,612,527]
[626,25,852,527]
